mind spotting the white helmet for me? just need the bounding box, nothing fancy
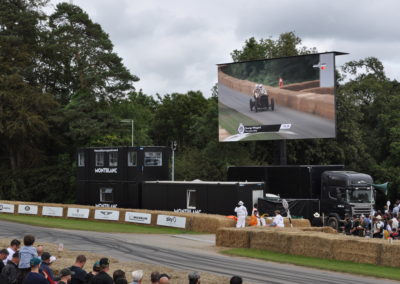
[238,201,244,206]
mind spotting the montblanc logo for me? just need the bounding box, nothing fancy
[95,168,117,174]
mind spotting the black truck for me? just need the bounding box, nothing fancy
[227,165,375,229]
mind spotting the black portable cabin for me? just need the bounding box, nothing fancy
[76,146,170,208]
[141,181,265,215]
[227,165,344,199]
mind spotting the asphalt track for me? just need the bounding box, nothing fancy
[1,221,398,284]
[218,83,336,140]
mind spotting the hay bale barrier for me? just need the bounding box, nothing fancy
[216,226,400,268]
[0,200,237,234]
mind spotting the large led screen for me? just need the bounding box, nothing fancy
[218,52,342,142]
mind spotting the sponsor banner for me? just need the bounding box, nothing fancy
[67,208,90,219]
[18,204,38,215]
[0,203,15,214]
[42,206,64,217]
[94,210,119,221]
[157,214,186,228]
[125,212,152,224]
[94,149,118,152]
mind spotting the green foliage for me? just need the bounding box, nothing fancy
[44,2,138,104]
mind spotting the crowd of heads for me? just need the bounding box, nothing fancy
[1,234,245,283]
[340,201,400,239]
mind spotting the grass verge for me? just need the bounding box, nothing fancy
[222,248,400,281]
[0,214,191,234]
[218,102,261,135]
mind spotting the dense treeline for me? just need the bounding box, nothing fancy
[0,1,399,204]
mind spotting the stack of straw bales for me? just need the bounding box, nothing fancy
[216,226,400,268]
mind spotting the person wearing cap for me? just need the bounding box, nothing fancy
[70,254,87,284]
[5,239,20,265]
[58,268,74,284]
[188,271,200,284]
[270,210,284,227]
[0,249,9,272]
[84,261,101,283]
[41,252,56,283]
[311,212,323,227]
[1,252,20,284]
[22,257,48,284]
[130,270,143,284]
[92,258,112,284]
[158,274,170,284]
[234,201,248,228]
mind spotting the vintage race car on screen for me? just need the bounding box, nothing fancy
[249,84,275,112]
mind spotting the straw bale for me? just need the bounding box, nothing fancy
[249,229,293,254]
[286,232,333,259]
[299,227,338,234]
[330,238,381,264]
[380,242,400,267]
[264,217,311,228]
[216,228,250,248]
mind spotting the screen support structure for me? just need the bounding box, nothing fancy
[279,140,287,165]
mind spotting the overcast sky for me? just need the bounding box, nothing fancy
[50,0,400,97]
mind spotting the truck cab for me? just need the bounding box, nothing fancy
[321,171,374,229]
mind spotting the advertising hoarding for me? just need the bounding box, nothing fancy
[67,208,90,219]
[156,214,186,228]
[0,203,15,213]
[18,204,38,215]
[125,212,152,224]
[42,206,64,217]
[94,209,120,221]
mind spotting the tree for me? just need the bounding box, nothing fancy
[231,32,316,62]
[0,0,58,171]
[43,3,138,104]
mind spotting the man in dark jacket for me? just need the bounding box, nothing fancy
[1,252,20,284]
[92,258,112,284]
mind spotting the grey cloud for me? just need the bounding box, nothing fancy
[50,0,400,97]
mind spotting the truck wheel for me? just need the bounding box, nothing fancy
[327,217,339,230]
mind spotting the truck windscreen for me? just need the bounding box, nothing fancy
[346,188,373,203]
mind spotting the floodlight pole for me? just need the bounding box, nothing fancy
[120,119,134,147]
[171,141,177,181]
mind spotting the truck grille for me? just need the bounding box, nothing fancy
[352,205,372,216]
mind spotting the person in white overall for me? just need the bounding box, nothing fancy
[234,201,248,228]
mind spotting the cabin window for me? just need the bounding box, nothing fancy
[78,152,85,167]
[100,188,113,203]
[187,189,197,209]
[95,152,104,167]
[127,151,137,167]
[109,152,118,167]
[144,152,162,166]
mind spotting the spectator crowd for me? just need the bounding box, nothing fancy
[339,200,400,239]
[0,234,244,284]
